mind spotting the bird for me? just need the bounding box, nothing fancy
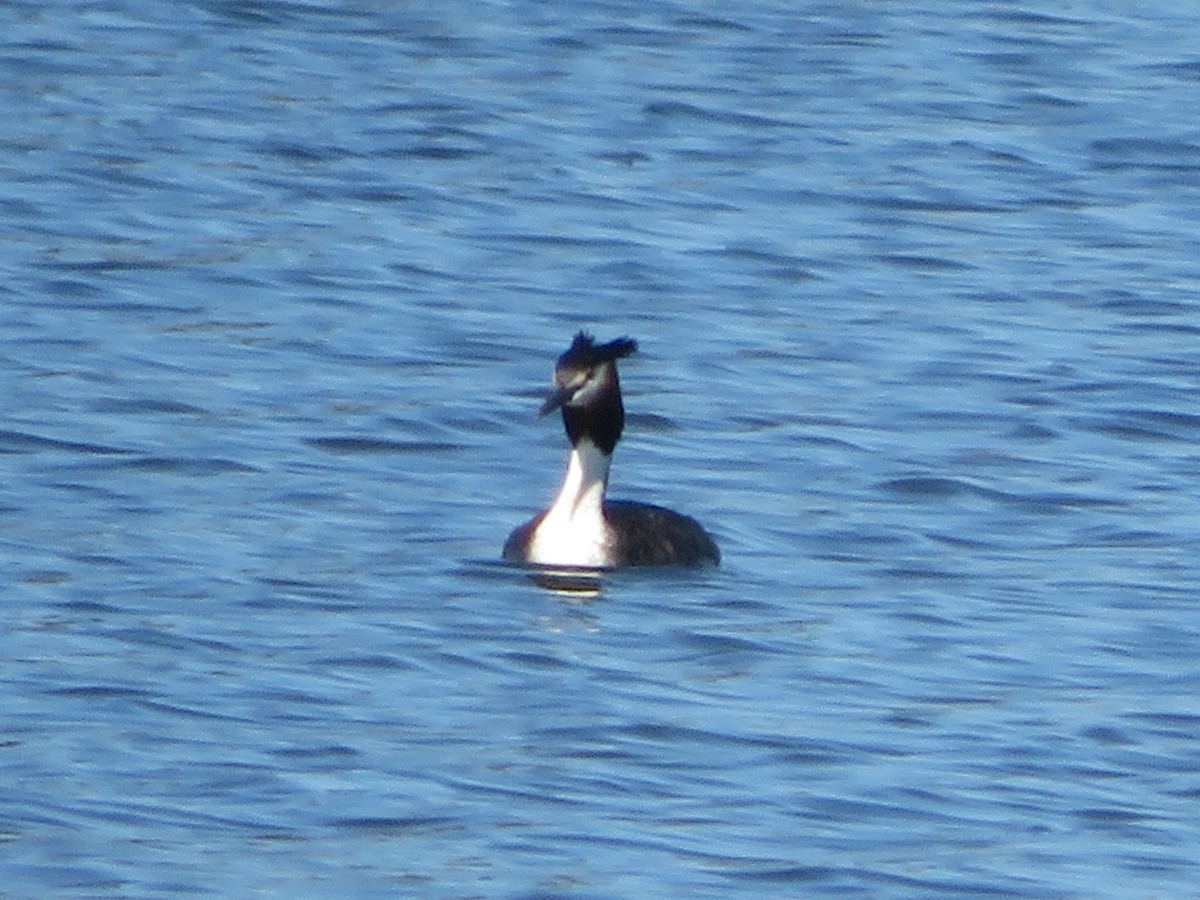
[504,331,720,569]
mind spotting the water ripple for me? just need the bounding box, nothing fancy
[3,2,1200,898]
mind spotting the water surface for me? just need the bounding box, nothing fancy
[3,1,1200,896]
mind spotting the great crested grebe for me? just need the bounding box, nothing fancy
[504,332,719,569]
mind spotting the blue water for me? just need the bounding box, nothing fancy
[4,1,1200,896]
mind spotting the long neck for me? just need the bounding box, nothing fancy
[528,437,614,568]
[549,438,612,518]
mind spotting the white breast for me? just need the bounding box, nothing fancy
[526,440,613,568]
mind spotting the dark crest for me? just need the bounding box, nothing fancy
[557,331,637,371]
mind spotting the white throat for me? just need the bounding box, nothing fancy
[527,439,613,567]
